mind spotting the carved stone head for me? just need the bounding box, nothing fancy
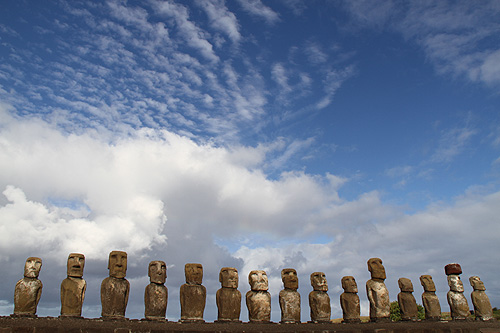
[219,267,238,289]
[447,275,464,293]
[185,263,203,285]
[341,276,358,293]
[281,268,298,290]
[148,260,167,284]
[248,270,268,291]
[419,275,436,292]
[310,272,328,292]
[24,257,42,278]
[469,276,486,291]
[108,251,127,279]
[67,253,85,278]
[367,257,386,280]
[398,277,413,292]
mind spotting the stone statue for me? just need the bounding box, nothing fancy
[366,257,390,322]
[469,276,493,321]
[420,275,441,320]
[216,267,241,322]
[144,260,168,321]
[180,263,206,322]
[340,276,360,323]
[246,270,271,323]
[445,263,470,320]
[279,268,300,323]
[308,272,330,323]
[13,257,43,317]
[101,251,129,319]
[397,278,418,321]
[60,253,86,317]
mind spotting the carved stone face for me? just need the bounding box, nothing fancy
[148,260,166,284]
[219,267,238,289]
[281,268,298,290]
[398,278,413,292]
[248,270,268,291]
[469,276,486,291]
[108,251,127,279]
[367,257,386,280]
[310,272,328,291]
[24,257,42,278]
[341,276,358,293]
[67,253,85,278]
[448,275,464,292]
[420,275,436,292]
[185,263,203,284]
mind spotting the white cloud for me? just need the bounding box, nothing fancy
[196,0,241,44]
[236,0,280,25]
[431,126,476,163]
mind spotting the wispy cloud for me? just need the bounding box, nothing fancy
[236,0,280,25]
[196,0,241,44]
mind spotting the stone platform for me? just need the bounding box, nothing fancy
[0,317,499,333]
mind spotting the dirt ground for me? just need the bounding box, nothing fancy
[1,316,500,332]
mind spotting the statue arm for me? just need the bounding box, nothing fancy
[124,280,130,306]
[35,281,43,307]
[366,283,374,305]
[81,281,87,303]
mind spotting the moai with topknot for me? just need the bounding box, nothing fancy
[246,270,271,323]
[180,263,206,322]
[366,258,390,322]
[397,278,418,321]
[469,276,494,321]
[340,276,360,323]
[308,272,331,323]
[60,253,86,317]
[216,267,241,322]
[13,257,43,317]
[144,260,168,320]
[420,275,441,321]
[445,263,470,320]
[279,268,300,323]
[101,251,129,319]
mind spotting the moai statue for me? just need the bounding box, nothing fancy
[279,268,300,323]
[340,276,360,323]
[308,272,331,323]
[101,251,129,319]
[366,258,390,322]
[60,253,86,317]
[469,276,493,321]
[397,278,418,321]
[216,267,241,322]
[13,257,43,317]
[144,261,168,321]
[180,263,206,322]
[420,275,441,320]
[246,270,271,323]
[445,263,470,320]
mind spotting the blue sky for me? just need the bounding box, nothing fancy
[0,0,499,321]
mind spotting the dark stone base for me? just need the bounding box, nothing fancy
[370,317,391,323]
[179,319,205,323]
[342,318,361,323]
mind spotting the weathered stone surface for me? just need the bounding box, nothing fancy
[308,272,330,323]
[445,263,462,275]
[144,261,168,321]
[446,273,470,320]
[279,268,300,323]
[246,270,271,323]
[397,278,418,321]
[420,275,441,320]
[469,276,493,321]
[180,263,206,322]
[60,253,86,317]
[366,258,390,322]
[13,257,43,317]
[340,276,360,323]
[101,251,129,319]
[216,267,241,322]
